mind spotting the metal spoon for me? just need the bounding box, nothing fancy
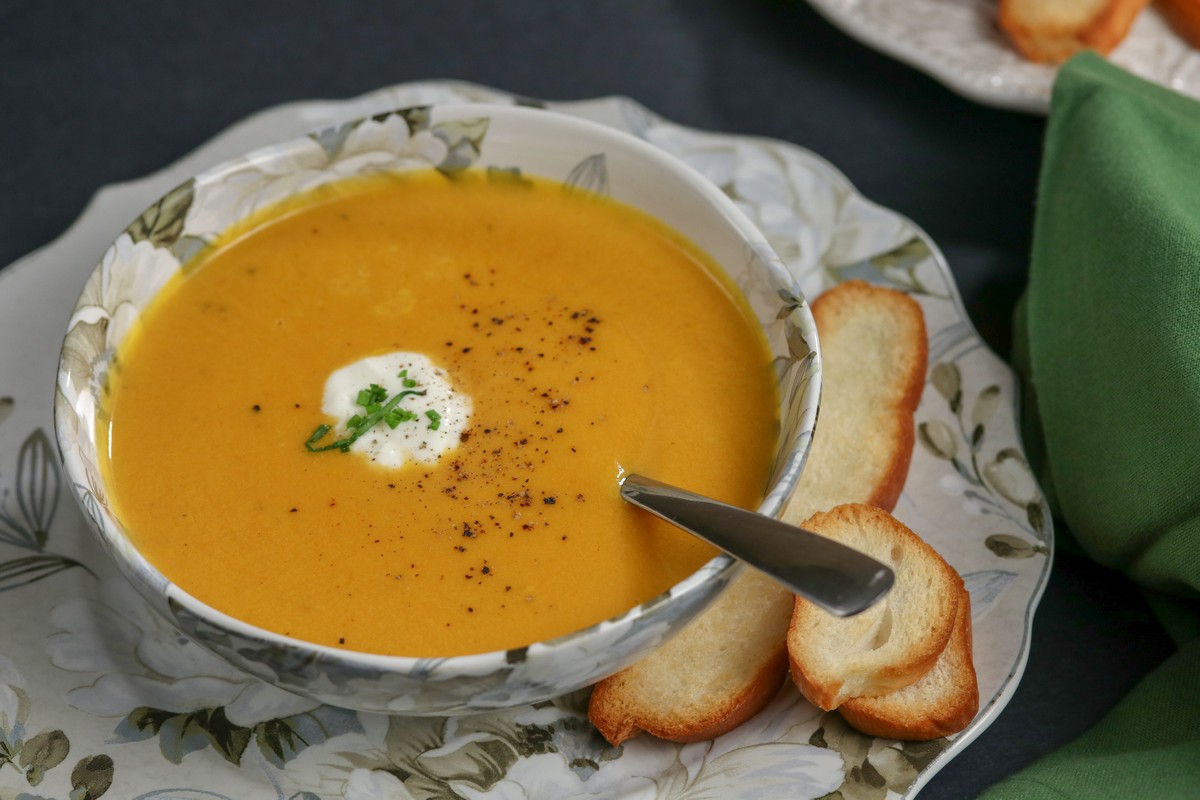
[620,473,894,617]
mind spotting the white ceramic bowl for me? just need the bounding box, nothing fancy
[54,104,821,715]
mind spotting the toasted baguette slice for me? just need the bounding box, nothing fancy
[838,586,978,740]
[587,569,792,744]
[796,280,927,515]
[787,504,963,711]
[998,0,1151,63]
[588,281,927,745]
[1161,0,1200,47]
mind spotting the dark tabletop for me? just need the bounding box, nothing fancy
[0,1,1177,796]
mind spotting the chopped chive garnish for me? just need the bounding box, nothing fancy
[305,388,427,453]
[305,424,332,448]
[356,384,388,407]
[425,409,442,430]
[384,408,419,429]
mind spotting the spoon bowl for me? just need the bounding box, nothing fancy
[620,474,894,616]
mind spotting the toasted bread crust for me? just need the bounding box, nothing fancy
[816,281,926,512]
[787,504,963,711]
[588,281,927,744]
[1161,0,1200,47]
[588,569,793,745]
[589,637,788,744]
[998,0,1151,63]
[839,587,978,740]
[798,281,927,519]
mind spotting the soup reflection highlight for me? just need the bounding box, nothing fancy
[100,170,779,657]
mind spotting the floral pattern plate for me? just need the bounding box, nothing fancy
[0,81,1051,799]
[807,0,1200,113]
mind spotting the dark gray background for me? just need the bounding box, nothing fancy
[0,1,1175,796]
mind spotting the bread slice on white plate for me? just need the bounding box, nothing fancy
[588,281,928,745]
[838,585,978,741]
[787,503,964,711]
[1161,0,1200,48]
[587,569,792,744]
[998,0,1151,63]
[793,280,927,516]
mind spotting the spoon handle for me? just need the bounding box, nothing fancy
[620,474,894,617]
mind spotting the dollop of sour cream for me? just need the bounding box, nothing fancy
[321,352,471,469]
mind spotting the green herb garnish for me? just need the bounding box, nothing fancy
[384,408,419,429]
[357,384,388,407]
[399,369,419,389]
[425,409,442,430]
[306,384,427,453]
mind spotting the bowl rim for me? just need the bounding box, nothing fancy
[54,101,821,691]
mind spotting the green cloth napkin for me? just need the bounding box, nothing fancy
[983,52,1200,799]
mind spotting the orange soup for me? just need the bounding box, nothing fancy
[100,170,779,657]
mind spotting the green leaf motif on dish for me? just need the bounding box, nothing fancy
[828,238,948,299]
[776,288,804,320]
[931,361,962,410]
[127,180,195,249]
[344,692,611,797]
[564,153,610,195]
[919,420,958,462]
[8,427,58,548]
[398,105,433,133]
[431,117,490,173]
[971,384,1003,429]
[920,362,1049,544]
[985,534,1049,559]
[982,449,1042,507]
[0,429,93,592]
[120,704,360,768]
[810,712,950,800]
[18,728,70,786]
[777,288,816,362]
[0,555,88,592]
[70,753,115,799]
[1026,500,1046,536]
[0,658,114,797]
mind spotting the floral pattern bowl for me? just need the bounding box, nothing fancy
[52,103,821,716]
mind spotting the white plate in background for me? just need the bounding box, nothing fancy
[807,0,1200,113]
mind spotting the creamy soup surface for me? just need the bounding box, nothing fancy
[101,170,779,657]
